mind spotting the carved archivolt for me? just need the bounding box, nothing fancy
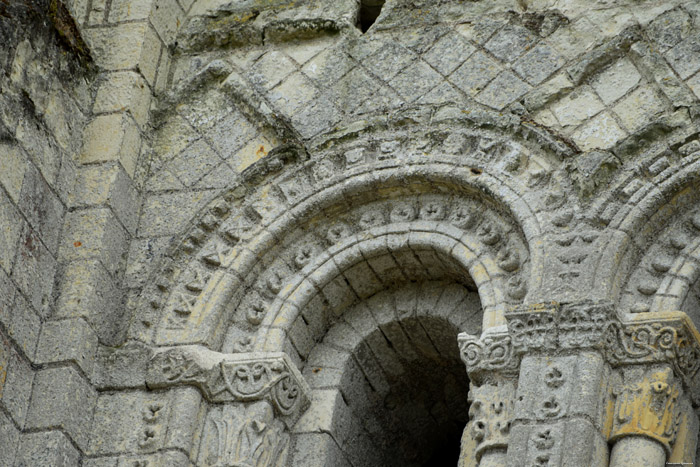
[132,120,572,353]
[590,152,700,316]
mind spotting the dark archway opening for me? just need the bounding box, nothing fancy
[293,281,481,466]
[358,0,385,32]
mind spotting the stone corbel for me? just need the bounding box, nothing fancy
[147,346,311,467]
[147,346,311,425]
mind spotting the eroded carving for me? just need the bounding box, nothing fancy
[147,347,310,425]
[198,401,289,467]
[610,367,682,454]
[465,381,515,461]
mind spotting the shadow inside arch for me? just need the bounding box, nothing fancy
[288,280,481,466]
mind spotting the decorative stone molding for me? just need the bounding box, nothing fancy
[464,380,516,463]
[146,346,311,426]
[610,367,682,455]
[459,302,700,404]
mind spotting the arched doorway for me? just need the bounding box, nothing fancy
[289,279,481,466]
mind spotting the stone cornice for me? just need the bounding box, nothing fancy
[146,346,311,426]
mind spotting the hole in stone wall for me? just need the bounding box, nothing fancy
[358,0,386,32]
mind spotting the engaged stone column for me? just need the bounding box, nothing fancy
[147,346,310,466]
[460,301,700,467]
[458,332,519,467]
[608,367,680,467]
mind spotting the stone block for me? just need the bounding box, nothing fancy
[35,318,98,378]
[139,24,164,87]
[362,42,416,82]
[94,71,152,128]
[83,22,149,71]
[291,432,352,467]
[149,0,184,45]
[665,33,700,79]
[551,86,605,128]
[423,32,475,76]
[0,189,23,274]
[15,431,80,467]
[1,286,40,359]
[450,51,501,96]
[12,226,57,318]
[293,389,342,434]
[70,163,139,235]
[59,207,130,277]
[513,43,565,85]
[508,418,608,467]
[25,366,97,451]
[204,109,257,157]
[0,142,27,203]
[613,85,666,133]
[139,190,216,237]
[108,0,151,22]
[88,388,202,455]
[390,60,443,103]
[248,50,297,90]
[476,70,531,110]
[17,163,65,255]
[0,411,19,467]
[80,113,142,178]
[0,335,33,427]
[302,46,355,89]
[571,111,627,151]
[484,23,537,63]
[93,341,152,390]
[514,353,608,425]
[83,450,191,467]
[647,7,692,53]
[547,16,600,60]
[591,58,641,105]
[55,259,123,344]
[269,72,320,116]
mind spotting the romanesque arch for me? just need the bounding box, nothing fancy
[138,116,561,465]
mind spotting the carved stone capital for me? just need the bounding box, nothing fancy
[604,312,700,404]
[610,367,682,455]
[146,346,311,426]
[458,331,520,380]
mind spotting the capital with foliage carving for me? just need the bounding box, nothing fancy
[610,366,682,455]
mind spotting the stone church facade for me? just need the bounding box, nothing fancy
[2,0,700,465]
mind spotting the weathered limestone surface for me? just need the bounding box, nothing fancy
[3,0,700,465]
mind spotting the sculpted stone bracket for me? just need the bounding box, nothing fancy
[146,346,311,426]
[459,301,700,405]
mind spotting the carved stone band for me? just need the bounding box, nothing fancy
[459,301,700,405]
[146,346,311,425]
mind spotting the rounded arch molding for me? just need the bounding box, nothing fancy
[589,151,700,322]
[129,117,580,352]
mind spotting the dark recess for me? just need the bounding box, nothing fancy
[358,0,385,32]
